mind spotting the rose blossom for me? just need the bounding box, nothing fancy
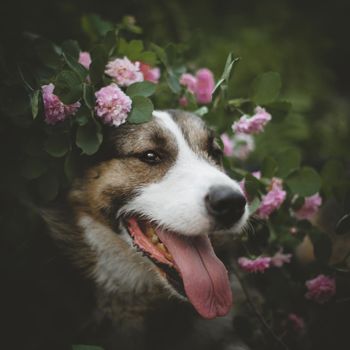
[105,57,144,86]
[271,248,292,267]
[238,256,271,273]
[95,83,132,127]
[41,83,80,125]
[232,133,255,160]
[257,178,286,219]
[294,193,322,220]
[305,274,336,304]
[232,106,272,134]
[179,73,197,94]
[287,313,305,332]
[78,51,92,70]
[195,68,215,104]
[220,133,255,159]
[220,133,234,157]
[179,96,188,107]
[140,63,160,83]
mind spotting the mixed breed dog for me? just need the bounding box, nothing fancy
[10,110,252,349]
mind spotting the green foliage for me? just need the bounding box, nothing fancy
[128,96,154,124]
[285,167,321,196]
[126,81,156,97]
[76,122,103,155]
[252,71,281,105]
[54,70,83,104]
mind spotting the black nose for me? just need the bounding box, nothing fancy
[205,185,246,228]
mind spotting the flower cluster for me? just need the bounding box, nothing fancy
[179,68,215,104]
[42,83,80,125]
[232,106,272,134]
[305,274,336,304]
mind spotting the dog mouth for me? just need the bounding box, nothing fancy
[126,217,232,319]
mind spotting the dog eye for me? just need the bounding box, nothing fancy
[140,151,162,164]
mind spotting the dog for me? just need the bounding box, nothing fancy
[3,110,250,350]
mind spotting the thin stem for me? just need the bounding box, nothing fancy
[231,262,289,350]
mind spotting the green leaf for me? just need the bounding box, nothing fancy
[286,167,321,197]
[54,70,82,104]
[44,133,70,158]
[81,14,114,41]
[194,106,209,117]
[36,172,59,202]
[20,157,47,180]
[150,43,168,66]
[292,196,305,210]
[261,156,277,178]
[310,231,332,264]
[83,84,95,109]
[63,53,88,81]
[264,101,292,121]
[126,81,156,97]
[166,71,181,94]
[275,148,301,178]
[213,53,239,95]
[90,45,109,85]
[249,197,261,215]
[76,122,103,155]
[252,71,281,105]
[31,90,40,119]
[244,173,262,199]
[72,345,104,350]
[128,96,154,124]
[336,214,350,235]
[138,51,157,65]
[61,40,80,59]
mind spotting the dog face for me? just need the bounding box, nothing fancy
[70,110,248,319]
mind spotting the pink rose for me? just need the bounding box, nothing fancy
[294,193,322,220]
[220,133,234,157]
[105,57,144,87]
[78,51,92,70]
[271,248,292,267]
[179,73,197,94]
[140,63,160,83]
[95,83,132,127]
[257,179,286,219]
[41,83,80,125]
[195,68,215,104]
[238,256,271,273]
[305,274,336,304]
[232,106,272,134]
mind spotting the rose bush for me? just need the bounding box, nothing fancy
[0,14,349,350]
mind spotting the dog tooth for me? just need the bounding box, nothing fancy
[146,226,156,238]
[157,243,166,252]
[151,236,159,244]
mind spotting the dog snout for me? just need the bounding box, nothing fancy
[205,185,246,228]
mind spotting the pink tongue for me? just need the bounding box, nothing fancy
[156,230,232,319]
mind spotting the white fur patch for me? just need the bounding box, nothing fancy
[121,111,249,235]
[79,215,161,294]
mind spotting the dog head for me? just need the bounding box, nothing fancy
[69,110,248,319]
